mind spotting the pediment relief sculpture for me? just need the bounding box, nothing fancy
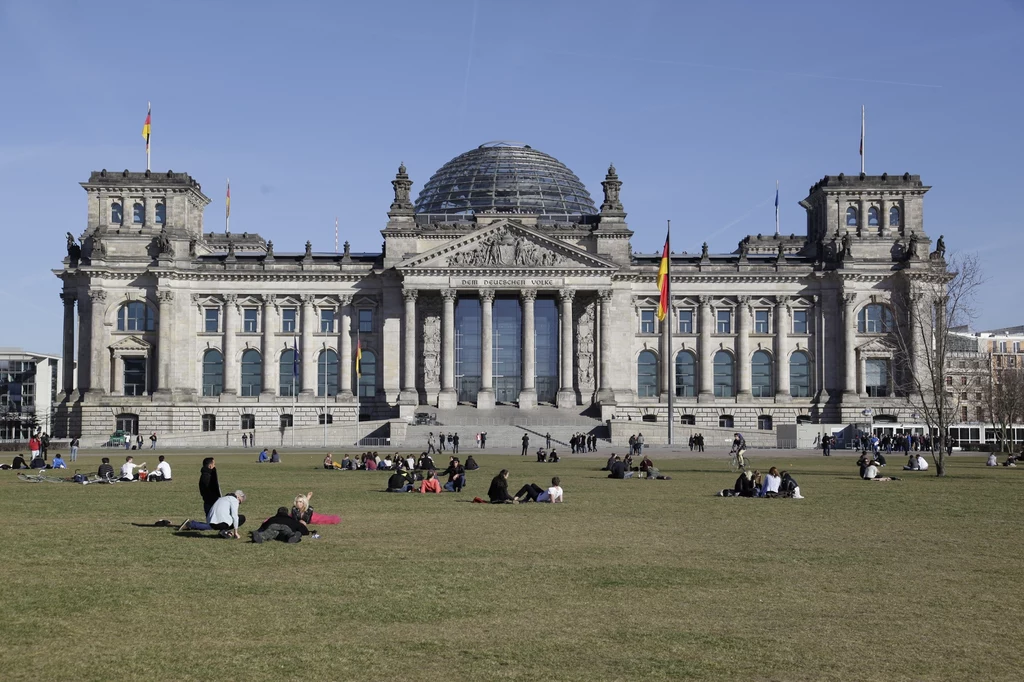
[446,227,563,268]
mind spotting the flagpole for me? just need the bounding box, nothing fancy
[775,180,780,236]
[225,178,231,235]
[335,217,339,254]
[292,339,297,448]
[323,342,328,448]
[860,105,865,174]
[146,102,151,171]
[666,219,674,447]
[355,330,360,447]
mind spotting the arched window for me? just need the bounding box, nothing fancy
[111,202,123,224]
[279,348,297,397]
[713,351,735,398]
[318,349,338,397]
[675,351,696,397]
[155,203,166,225]
[845,206,858,227]
[637,350,658,397]
[751,350,773,397]
[240,349,262,396]
[117,301,154,332]
[202,349,223,396]
[132,202,144,224]
[868,207,879,226]
[358,350,377,398]
[889,206,900,227]
[790,351,812,397]
[858,304,894,333]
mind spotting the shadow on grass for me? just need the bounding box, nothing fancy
[172,531,228,539]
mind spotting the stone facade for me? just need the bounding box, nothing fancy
[54,158,951,443]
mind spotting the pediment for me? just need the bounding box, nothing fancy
[110,335,151,351]
[396,220,618,272]
[857,337,897,354]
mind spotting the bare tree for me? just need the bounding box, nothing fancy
[893,252,984,476]
[985,366,1024,453]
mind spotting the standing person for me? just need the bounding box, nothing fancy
[198,457,220,517]
[637,433,644,455]
[427,432,436,455]
[41,433,50,458]
[481,432,487,449]
[29,435,40,460]
[241,433,248,448]
[688,435,694,452]
[438,431,446,453]
[136,434,144,451]
[545,432,552,450]
[822,435,831,457]
[69,437,80,462]
[475,433,481,448]
[521,433,530,457]
[149,432,158,449]
[452,432,460,455]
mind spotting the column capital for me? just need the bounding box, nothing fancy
[157,290,174,303]
[557,288,575,303]
[479,288,496,302]
[403,288,419,303]
[843,292,858,306]
[698,294,712,307]
[737,295,751,308]
[599,289,613,302]
[88,289,107,303]
[300,294,316,305]
[60,291,77,304]
[441,289,457,302]
[338,294,353,307]
[518,289,535,302]
[776,295,791,312]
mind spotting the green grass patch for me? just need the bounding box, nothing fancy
[1,452,1021,681]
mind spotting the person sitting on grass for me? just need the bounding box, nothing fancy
[862,461,899,482]
[607,456,633,479]
[986,453,998,466]
[270,449,281,463]
[120,456,146,481]
[252,507,307,544]
[149,455,172,482]
[404,454,416,470]
[181,491,247,537]
[387,470,415,492]
[292,492,341,525]
[602,453,616,471]
[420,470,443,494]
[323,453,336,470]
[464,455,480,470]
[97,457,115,480]
[12,454,29,470]
[760,467,782,498]
[536,448,547,463]
[258,448,269,463]
[51,453,67,469]
[717,470,755,497]
[488,469,515,503]
[513,476,564,504]
[30,455,47,469]
[639,455,667,480]
[779,471,803,499]
[548,449,560,463]
[1003,454,1018,467]
[416,452,435,470]
[441,458,466,492]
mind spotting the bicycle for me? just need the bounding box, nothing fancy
[17,471,67,483]
[729,447,752,472]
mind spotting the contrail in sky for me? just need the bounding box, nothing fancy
[703,197,776,244]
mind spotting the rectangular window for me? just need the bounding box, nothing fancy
[123,357,147,396]
[240,414,255,430]
[204,308,220,333]
[201,414,216,432]
[754,310,769,334]
[999,341,1008,353]
[358,309,373,333]
[678,310,693,334]
[640,310,656,334]
[320,309,335,333]
[716,310,731,334]
[865,359,889,397]
[281,308,297,333]
[792,310,808,334]
[960,376,967,385]
[243,309,258,333]
[1014,342,1021,353]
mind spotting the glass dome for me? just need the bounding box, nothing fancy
[414,141,597,216]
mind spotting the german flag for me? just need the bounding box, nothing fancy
[141,103,151,151]
[656,228,670,321]
[355,339,362,377]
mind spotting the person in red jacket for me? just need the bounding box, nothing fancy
[420,470,442,494]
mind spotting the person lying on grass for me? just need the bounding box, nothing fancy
[252,507,307,544]
[292,492,341,525]
[512,476,563,504]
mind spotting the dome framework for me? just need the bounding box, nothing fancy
[413,141,597,216]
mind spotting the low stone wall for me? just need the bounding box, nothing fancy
[609,421,777,448]
[96,420,394,450]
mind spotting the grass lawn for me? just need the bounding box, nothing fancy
[0,450,1020,681]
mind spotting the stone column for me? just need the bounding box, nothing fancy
[698,295,714,401]
[156,290,173,395]
[222,294,238,395]
[775,296,791,401]
[261,294,277,396]
[879,198,889,237]
[88,290,108,395]
[519,290,537,410]
[597,289,616,404]
[842,292,858,402]
[477,289,496,409]
[736,296,751,400]
[113,354,125,395]
[858,353,867,397]
[858,198,867,236]
[557,289,576,408]
[401,288,419,405]
[438,290,457,409]
[300,295,316,396]
[338,295,353,399]
[60,292,76,396]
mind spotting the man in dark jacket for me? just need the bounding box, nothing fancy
[387,471,414,492]
[251,507,307,544]
[198,457,221,516]
[608,456,632,479]
[488,469,514,503]
[97,457,115,479]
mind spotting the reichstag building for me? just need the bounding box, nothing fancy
[55,141,944,441]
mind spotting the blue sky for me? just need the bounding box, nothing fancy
[2,0,1022,354]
